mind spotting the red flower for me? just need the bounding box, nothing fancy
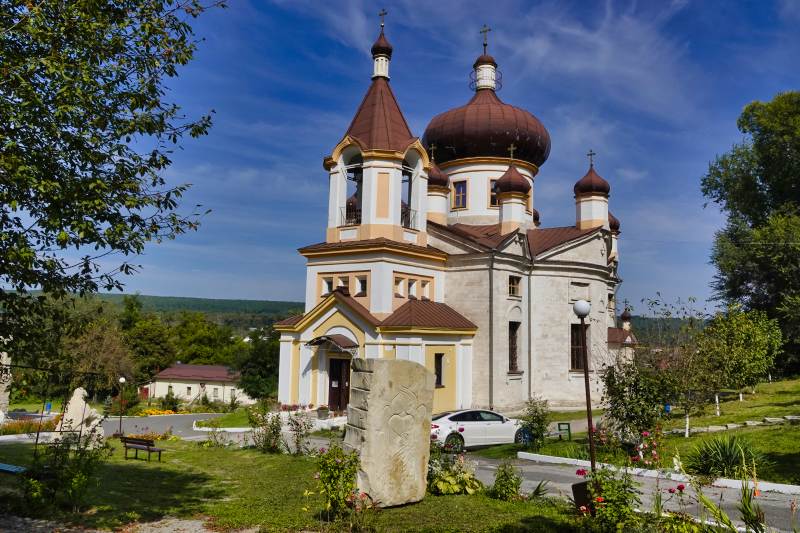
[630,456,640,462]
[579,505,589,514]
[668,488,676,494]
[576,468,588,477]
[642,431,650,437]
[677,484,685,492]
[594,496,605,503]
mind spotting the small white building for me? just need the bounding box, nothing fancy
[147,364,255,405]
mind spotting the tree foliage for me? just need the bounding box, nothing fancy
[695,305,782,391]
[702,91,799,372]
[235,328,280,399]
[0,0,222,362]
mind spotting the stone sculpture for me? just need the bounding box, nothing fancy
[0,350,10,419]
[344,358,435,507]
[56,387,105,445]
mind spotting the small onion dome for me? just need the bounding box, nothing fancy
[371,30,393,58]
[473,53,497,68]
[609,211,620,232]
[574,165,610,196]
[496,165,531,194]
[428,163,449,188]
[532,208,540,225]
[620,308,632,321]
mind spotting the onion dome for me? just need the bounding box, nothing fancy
[574,164,610,196]
[609,211,620,232]
[371,30,393,58]
[532,208,540,225]
[422,52,550,168]
[496,165,531,194]
[428,163,449,188]
[473,54,497,68]
[620,308,632,321]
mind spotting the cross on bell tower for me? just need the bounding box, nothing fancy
[508,143,517,161]
[378,8,387,28]
[428,143,437,162]
[480,24,491,54]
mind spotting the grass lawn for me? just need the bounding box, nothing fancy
[548,409,602,422]
[196,408,249,428]
[663,378,800,430]
[474,424,800,485]
[0,440,579,531]
[8,400,65,413]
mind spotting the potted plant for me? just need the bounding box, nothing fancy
[317,404,330,420]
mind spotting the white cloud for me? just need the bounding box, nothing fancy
[615,167,648,182]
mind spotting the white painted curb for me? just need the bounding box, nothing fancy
[517,452,800,495]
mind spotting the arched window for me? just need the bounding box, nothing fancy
[343,153,363,225]
[401,158,415,229]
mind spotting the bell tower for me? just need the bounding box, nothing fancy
[323,15,430,247]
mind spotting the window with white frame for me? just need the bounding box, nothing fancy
[322,277,334,296]
[394,277,405,297]
[356,276,368,297]
[408,279,417,298]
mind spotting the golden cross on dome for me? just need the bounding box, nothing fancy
[428,143,437,161]
[378,8,388,28]
[587,149,596,167]
[480,24,491,54]
[508,143,517,160]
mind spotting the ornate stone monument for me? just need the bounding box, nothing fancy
[56,387,105,444]
[344,358,435,507]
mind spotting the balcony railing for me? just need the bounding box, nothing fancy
[338,206,416,229]
[401,206,416,229]
[340,206,361,226]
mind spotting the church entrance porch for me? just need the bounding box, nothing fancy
[328,357,351,414]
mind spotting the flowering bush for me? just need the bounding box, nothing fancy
[631,426,664,468]
[286,411,313,455]
[519,396,550,451]
[126,426,179,441]
[315,444,360,518]
[427,442,483,495]
[578,467,641,530]
[0,415,61,436]
[247,404,283,453]
[140,408,176,416]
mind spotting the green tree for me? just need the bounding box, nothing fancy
[125,314,177,381]
[0,0,222,363]
[235,328,280,399]
[64,316,134,393]
[696,306,782,393]
[169,311,246,365]
[702,91,800,372]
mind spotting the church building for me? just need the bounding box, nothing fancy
[275,23,635,414]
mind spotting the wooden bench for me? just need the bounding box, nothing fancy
[0,462,27,475]
[120,437,164,462]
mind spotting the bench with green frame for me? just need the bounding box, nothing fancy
[120,436,165,462]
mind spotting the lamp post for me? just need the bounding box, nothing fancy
[573,299,597,473]
[117,376,126,437]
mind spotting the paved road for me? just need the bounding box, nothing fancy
[100,413,223,440]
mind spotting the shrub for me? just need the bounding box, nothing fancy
[286,411,313,455]
[315,444,360,518]
[582,467,641,531]
[0,415,60,436]
[198,419,230,448]
[427,442,483,495]
[21,426,111,512]
[489,460,523,501]
[685,434,767,479]
[519,396,550,451]
[247,404,284,453]
[159,390,180,412]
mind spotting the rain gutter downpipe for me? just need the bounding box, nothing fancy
[489,251,495,410]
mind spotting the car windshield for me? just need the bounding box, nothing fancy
[432,412,452,421]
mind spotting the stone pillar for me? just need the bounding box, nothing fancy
[344,358,435,507]
[0,351,10,415]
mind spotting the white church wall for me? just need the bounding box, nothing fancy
[443,162,535,226]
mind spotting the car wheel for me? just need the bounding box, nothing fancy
[514,428,530,445]
[444,433,464,453]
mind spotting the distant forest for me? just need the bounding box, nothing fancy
[96,293,304,333]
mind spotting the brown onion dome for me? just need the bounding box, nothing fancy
[473,54,497,68]
[609,211,620,232]
[422,86,551,168]
[620,308,632,321]
[428,163,449,188]
[495,165,531,194]
[574,165,611,196]
[371,30,393,58]
[532,208,540,225]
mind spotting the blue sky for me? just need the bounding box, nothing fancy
[115,0,800,312]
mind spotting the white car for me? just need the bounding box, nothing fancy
[430,409,524,452]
